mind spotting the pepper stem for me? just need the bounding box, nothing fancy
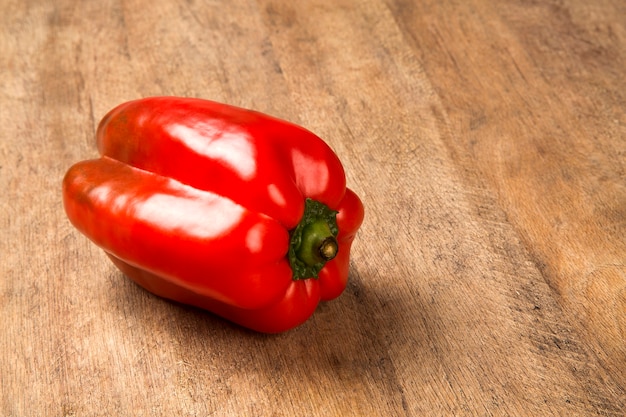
[319,237,339,261]
[288,199,339,280]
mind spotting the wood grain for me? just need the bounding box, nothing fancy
[1,0,624,415]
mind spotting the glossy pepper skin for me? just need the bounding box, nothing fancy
[63,97,364,333]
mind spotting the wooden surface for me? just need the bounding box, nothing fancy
[2,0,625,415]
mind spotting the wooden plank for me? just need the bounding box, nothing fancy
[1,0,624,415]
[385,0,626,386]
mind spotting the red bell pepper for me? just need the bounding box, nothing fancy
[63,97,364,333]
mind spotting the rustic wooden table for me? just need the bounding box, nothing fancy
[2,0,625,415]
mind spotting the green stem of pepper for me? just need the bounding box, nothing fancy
[288,198,339,280]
